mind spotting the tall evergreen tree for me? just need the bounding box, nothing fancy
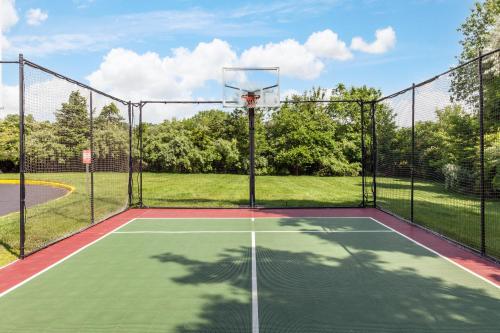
[55,91,89,152]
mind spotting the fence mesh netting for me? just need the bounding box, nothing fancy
[377,90,412,218]
[1,50,498,261]
[22,63,130,255]
[483,51,500,259]
[138,100,366,208]
[139,103,251,207]
[376,50,500,260]
[0,62,21,262]
[256,99,365,207]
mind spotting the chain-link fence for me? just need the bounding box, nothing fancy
[375,49,500,261]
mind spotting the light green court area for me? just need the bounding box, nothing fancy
[1,217,499,333]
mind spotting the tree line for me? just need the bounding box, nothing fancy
[0,0,498,196]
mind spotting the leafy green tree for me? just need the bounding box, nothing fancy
[485,132,500,193]
[142,120,200,172]
[451,0,500,107]
[55,91,89,153]
[95,102,125,127]
[25,120,69,169]
[0,115,21,171]
[224,108,268,174]
[268,91,359,176]
[93,102,129,170]
[412,105,479,192]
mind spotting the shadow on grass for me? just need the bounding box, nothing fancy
[150,237,500,332]
[0,240,19,258]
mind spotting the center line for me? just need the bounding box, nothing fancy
[251,231,259,333]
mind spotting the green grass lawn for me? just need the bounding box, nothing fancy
[141,173,364,207]
[377,177,500,259]
[1,172,499,266]
[0,172,128,266]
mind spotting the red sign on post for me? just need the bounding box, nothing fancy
[82,150,92,164]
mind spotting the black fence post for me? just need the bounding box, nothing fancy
[360,102,366,207]
[139,102,143,208]
[18,54,26,259]
[128,102,133,207]
[478,52,486,255]
[89,91,95,224]
[411,84,416,222]
[248,107,256,208]
[371,102,377,207]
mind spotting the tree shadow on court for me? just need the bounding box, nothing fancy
[151,243,500,332]
[274,217,434,257]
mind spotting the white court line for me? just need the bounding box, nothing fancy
[0,217,141,298]
[0,217,381,298]
[133,217,353,220]
[251,231,259,333]
[113,230,393,234]
[368,217,500,290]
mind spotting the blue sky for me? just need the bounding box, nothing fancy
[1,0,476,114]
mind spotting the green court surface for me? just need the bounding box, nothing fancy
[1,217,499,332]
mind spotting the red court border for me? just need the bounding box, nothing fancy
[1,208,499,294]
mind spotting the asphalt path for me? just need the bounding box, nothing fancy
[0,184,69,216]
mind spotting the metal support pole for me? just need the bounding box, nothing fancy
[19,54,26,259]
[411,84,416,222]
[128,102,133,207]
[360,102,366,207]
[478,52,486,255]
[371,102,377,207]
[139,103,143,207]
[249,107,256,207]
[89,91,95,224]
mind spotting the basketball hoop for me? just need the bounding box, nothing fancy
[223,67,279,108]
[241,93,260,108]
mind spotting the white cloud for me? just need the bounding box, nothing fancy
[1,0,18,60]
[1,0,19,109]
[282,89,300,99]
[0,83,18,118]
[86,29,358,121]
[240,39,324,80]
[87,39,238,115]
[26,8,48,26]
[1,0,19,32]
[351,26,396,54]
[305,29,352,60]
[73,0,95,9]
[8,33,119,56]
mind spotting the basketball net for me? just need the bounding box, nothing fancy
[241,93,260,108]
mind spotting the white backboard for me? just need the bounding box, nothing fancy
[222,67,280,108]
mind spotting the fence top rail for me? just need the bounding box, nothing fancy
[376,47,500,103]
[23,58,129,106]
[140,99,365,106]
[0,60,19,64]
